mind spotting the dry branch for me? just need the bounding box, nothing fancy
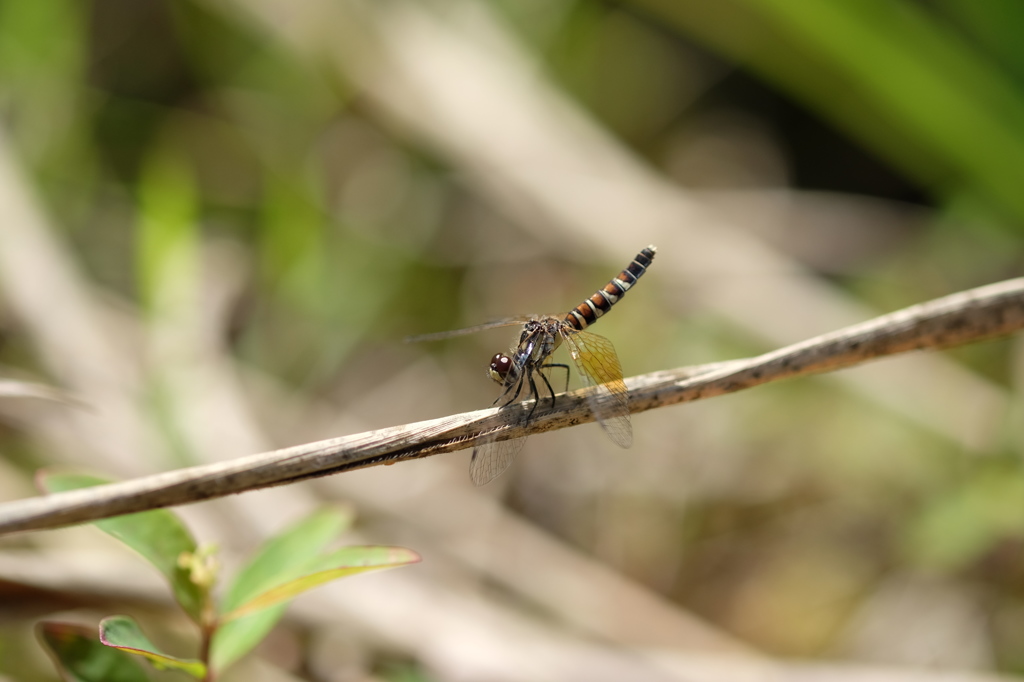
[0,276,1022,536]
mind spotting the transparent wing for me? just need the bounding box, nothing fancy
[405,316,539,343]
[560,329,632,448]
[469,436,528,486]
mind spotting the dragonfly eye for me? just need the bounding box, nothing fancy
[488,353,513,384]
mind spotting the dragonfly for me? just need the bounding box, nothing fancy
[413,245,657,485]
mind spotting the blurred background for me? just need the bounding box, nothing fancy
[1,0,1024,680]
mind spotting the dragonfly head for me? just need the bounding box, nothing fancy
[488,353,514,385]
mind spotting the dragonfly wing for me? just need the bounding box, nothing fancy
[405,317,536,343]
[470,436,527,485]
[470,369,539,484]
[561,329,633,448]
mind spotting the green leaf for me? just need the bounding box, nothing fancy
[208,602,287,674]
[221,545,422,622]
[210,506,354,671]
[38,471,206,622]
[99,615,206,678]
[37,621,150,682]
[222,506,355,611]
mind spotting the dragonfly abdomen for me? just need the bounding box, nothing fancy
[564,245,656,331]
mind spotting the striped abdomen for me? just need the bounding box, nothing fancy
[564,245,656,331]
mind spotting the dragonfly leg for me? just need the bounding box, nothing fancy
[494,372,527,407]
[536,366,563,413]
[537,371,557,404]
[525,369,542,423]
[541,363,570,395]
